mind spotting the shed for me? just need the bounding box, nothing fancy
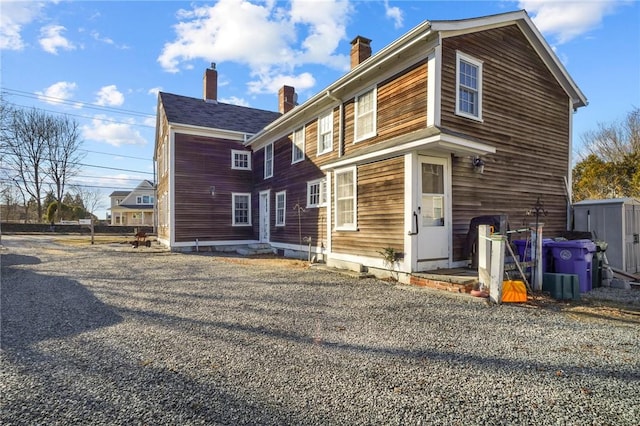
[573,198,640,274]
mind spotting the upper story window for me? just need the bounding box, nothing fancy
[334,167,357,230]
[231,149,251,170]
[292,127,305,164]
[354,87,376,142]
[456,51,483,121]
[136,195,154,204]
[307,178,327,208]
[275,191,286,226]
[264,143,273,179]
[232,193,251,226]
[317,112,333,155]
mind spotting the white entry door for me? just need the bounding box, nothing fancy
[417,156,449,261]
[259,191,270,243]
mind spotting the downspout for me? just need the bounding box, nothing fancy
[327,91,344,157]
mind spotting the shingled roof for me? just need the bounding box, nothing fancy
[159,92,281,135]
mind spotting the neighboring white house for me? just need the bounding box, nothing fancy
[108,180,155,226]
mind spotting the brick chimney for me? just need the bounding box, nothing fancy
[204,63,218,103]
[350,36,372,69]
[278,85,296,114]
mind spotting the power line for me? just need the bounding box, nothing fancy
[79,148,152,161]
[2,88,156,118]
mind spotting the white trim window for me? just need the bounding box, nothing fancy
[334,167,357,230]
[354,87,376,142]
[231,149,251,170]
[136,195,154,204]
[275,191,286,226]
[292,127,305,164]
[307,178,327,208]
[317,111,333,155]
[232,193,252,226]
[264,143,273,179]
[456,51,483,121]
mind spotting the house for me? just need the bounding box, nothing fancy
[108,180,156,226]
[155,10,587,282]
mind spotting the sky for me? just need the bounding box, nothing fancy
[1,0,639,220]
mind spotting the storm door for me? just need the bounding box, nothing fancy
[259,190,270,243]
[417,156,449,261]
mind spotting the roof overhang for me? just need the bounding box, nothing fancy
[320,127,496,171]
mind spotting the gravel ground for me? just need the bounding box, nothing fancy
[1,235,639,425]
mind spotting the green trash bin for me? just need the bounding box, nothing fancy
[592,241,608,289]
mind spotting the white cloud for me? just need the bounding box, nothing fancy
[95,85,124,106]
[384,0,403,29]
[247,71,316,95]
[36,81,79,105]
[520,0,627,44]
[219,96,250,107]
[82,116,147,147]
[39,24,76,54]
[0,1,45,50]
[158,0,352,93]
[148,87,162,97]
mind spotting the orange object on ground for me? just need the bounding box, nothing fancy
[502,280,527,302]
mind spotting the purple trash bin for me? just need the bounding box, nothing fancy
[513,239,553,273]
[548,239,596,293]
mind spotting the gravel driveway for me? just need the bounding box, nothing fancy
[1,235,639,425]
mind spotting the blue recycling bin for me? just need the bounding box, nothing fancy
[512,239,553,273]
[548,239,596,293]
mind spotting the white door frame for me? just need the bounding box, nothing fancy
[259,190,270,243]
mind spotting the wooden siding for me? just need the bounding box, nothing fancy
[342,61,428,156]
[252,131,328,246]
[173,133,253,242]
[440,25,571,260]
[331,157,405,258]
[156,116,170,241]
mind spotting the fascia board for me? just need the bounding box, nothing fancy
[168,122,251,141]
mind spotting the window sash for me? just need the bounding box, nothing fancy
[233,194,251,226]
[307,178,327,208]
[355,88,376,141]
[335,169,356,228]
[264,143,273,178]
[456,52,482,120]
[275,191,286,226]
[292,127,305,163]
[232,150,251,170]
[317,113,333,154]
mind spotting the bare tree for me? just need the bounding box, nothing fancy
[47,115,85,222]
[71,185,104,218]
[580,107,640,162]
[2,108,51,221]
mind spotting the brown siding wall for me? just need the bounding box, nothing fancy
[253,129,328,247]
[331,156,405,258]
[440,25,571,260]
[343,61,428,156]
[173,133,253,242]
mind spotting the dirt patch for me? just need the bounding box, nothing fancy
[216,255,310,269]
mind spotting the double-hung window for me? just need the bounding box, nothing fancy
[292,127,305,163]
[456,51,483,121]
[354,87,376,142]
[307,178,327,208]
[232,193,251,226]
[275,191,286,226]
[264,143,273,179]
[317,112,333,155]
[136,195,153,204]
[334,167,356,230]
[232,149,251,170]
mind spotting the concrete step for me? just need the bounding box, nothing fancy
[236,246,275,256]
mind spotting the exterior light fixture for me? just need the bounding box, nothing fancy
[209,186,216,197]
[472,156,485,174]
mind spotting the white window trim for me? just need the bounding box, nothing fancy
[334,166,357,231]
[231,149,251,170]
[307,178,327,208]
[455,51,483,122]
[264,143,274,179]
[232,192,252,226]
[275,191,286,227]
[291,126,305,164]
[317,111,333,155]
[354,86,377,143]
